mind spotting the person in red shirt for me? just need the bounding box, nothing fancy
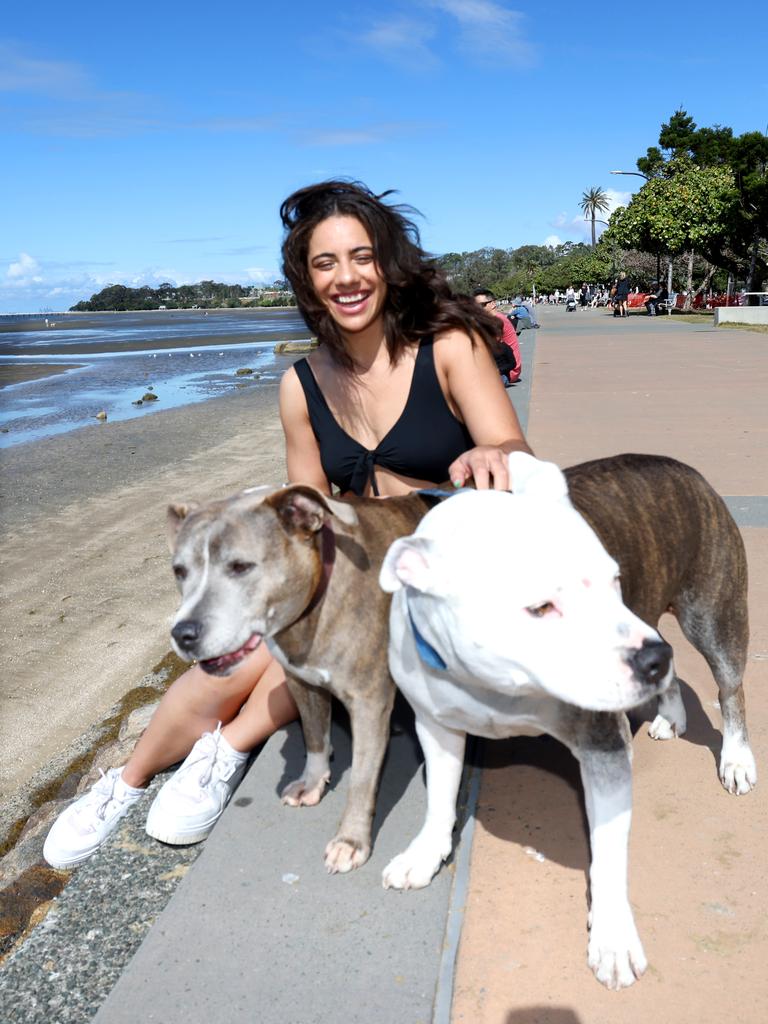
[473,289,522,386]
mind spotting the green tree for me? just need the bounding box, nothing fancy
[636,110,768,295]
[579,187,611,246]
[604,162,738,307]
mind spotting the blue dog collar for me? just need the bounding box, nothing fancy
[407,603,447,672]
[405,489,467,670]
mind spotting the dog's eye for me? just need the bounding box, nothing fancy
[173,565,187,581]
[228,560,255,576]
[527,601,555,618]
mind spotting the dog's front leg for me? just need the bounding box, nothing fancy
[324,686,395,874]
[281,678,332,807]
[382,714,466,891]
[578,715,647,989]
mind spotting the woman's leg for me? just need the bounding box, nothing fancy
[221,654,298,752]
[121,644,297,789]
[43,645,298,867]
[142,649,299,845]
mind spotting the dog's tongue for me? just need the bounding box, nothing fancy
[200,633,262,674]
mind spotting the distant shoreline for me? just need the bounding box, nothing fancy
[0,306,297,328]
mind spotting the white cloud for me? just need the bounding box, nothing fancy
[356,2,535,71]
[6,252,42,283]
[359,16,439,70]
[0,42,90,97]
[244,267,275,284]
[544,234,562,247]
[604,188,631,212]
[427,1,535,66]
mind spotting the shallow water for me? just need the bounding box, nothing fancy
[0,310,309,448]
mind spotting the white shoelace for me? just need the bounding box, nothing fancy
[78,769,121,823]
[182,724,236,790]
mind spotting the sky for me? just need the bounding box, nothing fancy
[2,0,766,313]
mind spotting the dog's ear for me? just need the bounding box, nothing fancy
[323,495,358,526]
[166,502,198,549]
[508,452,572,506]
[268,485,358,535]
[379,536,437,593]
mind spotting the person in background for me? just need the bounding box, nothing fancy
[511,295,540,328]
[615,272,631,318]
[645,282,669,316]
[472,288,522,386]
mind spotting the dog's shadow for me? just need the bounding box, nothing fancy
[505,1010,583,1024]
[274,690,425,844]
[629,676,724,769]
[271,676,723,872]
[478,680,723,874]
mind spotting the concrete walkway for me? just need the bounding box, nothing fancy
[2,308,766,1023]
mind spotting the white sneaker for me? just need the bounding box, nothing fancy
[43,768,146,869]
[144,724,249,845]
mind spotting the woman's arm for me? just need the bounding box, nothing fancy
[435,329,533,491]
[279,366,332,493]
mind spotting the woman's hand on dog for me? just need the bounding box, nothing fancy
[449,445,514,491]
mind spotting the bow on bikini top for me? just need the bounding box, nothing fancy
[293,337,474,496]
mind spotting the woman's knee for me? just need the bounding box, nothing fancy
[167,646,273,721]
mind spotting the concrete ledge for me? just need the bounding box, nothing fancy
[92,710,459,1024]
[715,306,768,325]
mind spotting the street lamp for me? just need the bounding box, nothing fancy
[610,170,662,285]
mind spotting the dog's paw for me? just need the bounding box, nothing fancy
[719,741,757,795]
[324,836,370,874]
[382,843,448,891]
[281,773,330,807]
[587,915,647,990]
[648,714,679,740]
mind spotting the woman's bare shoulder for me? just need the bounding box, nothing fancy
[433,327,485,366]
[279,362,309,414]
[433,326,473,345]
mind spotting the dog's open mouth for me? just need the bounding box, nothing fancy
[199,632,263,676]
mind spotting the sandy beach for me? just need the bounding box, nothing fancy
[0,381,288,806]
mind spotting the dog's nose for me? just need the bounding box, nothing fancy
[629,638,672,685]
[172,619,203,651]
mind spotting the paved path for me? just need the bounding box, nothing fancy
[452,306,768,1024]
[2,308,766,1023]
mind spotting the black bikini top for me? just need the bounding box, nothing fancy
[293,337,474,496]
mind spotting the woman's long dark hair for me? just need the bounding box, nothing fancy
[280,180,502,370]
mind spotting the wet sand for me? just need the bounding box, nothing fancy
[0,381,288,801]
[0,329,310,358]
[0,364,85,387]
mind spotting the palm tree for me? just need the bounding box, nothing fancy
[579,187,611,246]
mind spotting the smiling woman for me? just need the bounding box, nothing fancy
[279,179,530,496]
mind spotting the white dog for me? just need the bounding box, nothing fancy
[379,453,675,989]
